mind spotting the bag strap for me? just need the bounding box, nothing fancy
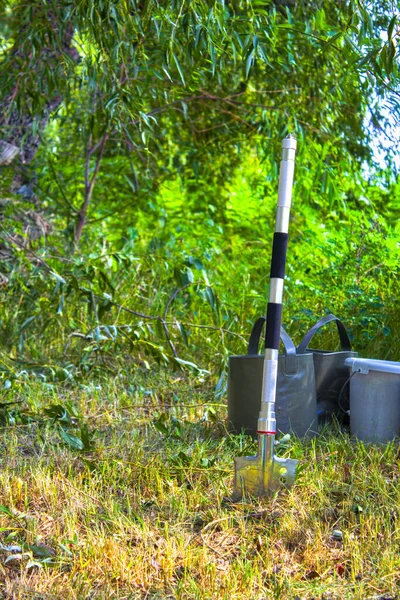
[297,313,352,354]
[248,316,296,356]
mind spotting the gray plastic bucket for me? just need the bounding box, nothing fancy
[345,357,400,443]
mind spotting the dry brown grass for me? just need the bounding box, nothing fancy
[0,373,399,599]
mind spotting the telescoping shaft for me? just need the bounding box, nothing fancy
[258,135,297,437]
[233,136,298,499]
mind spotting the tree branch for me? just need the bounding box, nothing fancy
[74,131,109,246]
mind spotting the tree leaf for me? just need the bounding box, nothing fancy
[59,428,84,450]
[173,53,185,85]
[44,405,72,424]
[245,51,253,78]
[0,505,18,519]
[29,544,56,558]
[176,321,189,346]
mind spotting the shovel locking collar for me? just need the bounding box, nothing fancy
[233,136,299,499]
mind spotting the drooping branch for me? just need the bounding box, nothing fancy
[74,131,109,246]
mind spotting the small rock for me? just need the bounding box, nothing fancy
[332,529,343,541]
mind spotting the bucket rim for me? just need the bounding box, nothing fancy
[345,357,400,375]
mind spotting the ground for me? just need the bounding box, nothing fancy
[0,370,399,599]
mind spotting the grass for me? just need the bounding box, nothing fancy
[0,370,399,599]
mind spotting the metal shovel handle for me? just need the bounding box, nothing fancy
[258,136,297,434]
[232,136,298,500]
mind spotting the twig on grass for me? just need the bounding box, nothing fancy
[60,478,105,507]
[200,532,226,559]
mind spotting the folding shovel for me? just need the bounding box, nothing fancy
[233,136,299,499]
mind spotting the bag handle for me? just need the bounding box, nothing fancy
[297,313,352,355]
[248,316,296,356]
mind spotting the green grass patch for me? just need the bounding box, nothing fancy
[0,373,398,599]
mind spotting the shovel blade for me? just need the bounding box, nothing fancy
[233,452,298,500]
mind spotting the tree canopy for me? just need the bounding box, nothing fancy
[1,1,399,175]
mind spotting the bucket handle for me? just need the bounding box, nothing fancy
[297,313,352,355]
[248,316,296,356]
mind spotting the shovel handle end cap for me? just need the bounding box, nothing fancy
[282,136,297,150]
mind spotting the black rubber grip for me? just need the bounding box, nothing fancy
[265,303,282,349]
[270,232,288,279]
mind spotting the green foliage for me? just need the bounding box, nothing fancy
[0,1,398,379]
[0,145,398,382]
[1,0,399,192]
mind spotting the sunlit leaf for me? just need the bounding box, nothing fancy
[59,427,84,451]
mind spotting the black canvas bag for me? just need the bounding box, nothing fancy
[228,317,318,438]
[297,314,358,423]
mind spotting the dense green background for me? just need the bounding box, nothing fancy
[0,0,399,387]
